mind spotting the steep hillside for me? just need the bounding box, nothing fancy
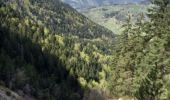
[1,0,170,100]
[0,0,114,99]
[0,23,84,100]
[7,0,113,39]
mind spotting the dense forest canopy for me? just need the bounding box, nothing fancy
[0,0,170,100]
[0,0,114,99]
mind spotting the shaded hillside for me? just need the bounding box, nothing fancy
[0,0,115,99]
[0,25,84,100]
[2,0,169,100]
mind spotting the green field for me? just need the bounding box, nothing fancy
[82,4,149,34]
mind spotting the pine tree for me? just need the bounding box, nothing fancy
[135,0,170,99]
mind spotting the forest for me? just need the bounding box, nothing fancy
[0,0,170,100]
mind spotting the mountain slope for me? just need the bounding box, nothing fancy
[0,0,114,99]
[9,0,113,39]
[0,24,84,100]
[1,0,170,100]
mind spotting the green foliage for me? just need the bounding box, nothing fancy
[108,0,170,99]
[0,0,114,99]
[1,0,170,99]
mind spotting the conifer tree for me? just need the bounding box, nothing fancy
[135,0,170,99]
